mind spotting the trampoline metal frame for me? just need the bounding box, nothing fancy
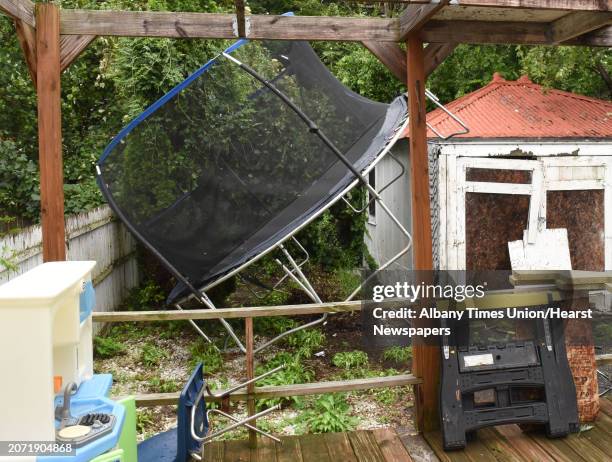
[170,52,414,354]
[97,44,468,356]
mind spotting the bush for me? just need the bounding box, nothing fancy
[298,394,358,433]
[94,336,126,359]
[332,350,369,370]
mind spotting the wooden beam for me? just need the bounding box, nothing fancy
[423,42,456,76]
[362,41,456,84]
[59,10,400,41]
[36,3,66,262]
[245,318,257,448]
[406,33,438,433]
[60,10,237,38]
[362,41,407,83]
[59,34,96,72]
[596,353,612,365]
[568,24,612,45]
[438,0,612,11]
[56,9,612,45]
[422,19,551,44]
[14,18,36,85]
[92,300,363,323]
[234,0,246,38]
[407,37,433,272]
[132,374,421,407]
[247,15,399,41]
[0,0,35,26]
[399,0,448,41]
[548,11,612,43]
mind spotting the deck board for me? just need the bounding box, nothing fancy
[216,429,411,462]
[203,440,224,462]
[424,397,612,462]
[371,428,414,462]
[275,435,303,462]
[324,432,359,461]
[211,403,612,462]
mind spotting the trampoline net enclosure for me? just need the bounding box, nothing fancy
[97,40,407,303]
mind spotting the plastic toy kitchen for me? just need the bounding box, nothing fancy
[0,262,136,462]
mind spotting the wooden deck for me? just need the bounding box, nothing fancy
[204,397,612,462]
[202,428,413,462]
[425,397,612,462]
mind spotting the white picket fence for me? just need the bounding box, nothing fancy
[0,205,140,318]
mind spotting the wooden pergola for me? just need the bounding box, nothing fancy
[1,0,611,434]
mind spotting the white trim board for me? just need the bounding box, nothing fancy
[433,141,612,158]
[438,155,612,271]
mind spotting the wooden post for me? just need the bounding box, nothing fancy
[36,2,66,262]
[407,33,439,433]
[245,318,257,448]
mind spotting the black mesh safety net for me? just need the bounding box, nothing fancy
[97,39,408,303]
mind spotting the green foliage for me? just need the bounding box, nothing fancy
[255,352,314,409]
[0,140,40,220]
[332,350,369,370]
[136,408,155,435]
[147,376,181,393]
[297,394,358,433]
[0,245,17,273]
[93,335,126,359]
[254,316,297,335]
[2,1,610,282]
[140,343,168,366]
[518,46,611,100]
[331,268,361,299]
[285,328,325,358]
[189,339,224,373]
[124,280,166,311]
[382,346,412,364]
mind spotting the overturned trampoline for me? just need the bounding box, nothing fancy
[96,38,467,354]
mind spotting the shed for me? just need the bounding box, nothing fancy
[366,74,612,272]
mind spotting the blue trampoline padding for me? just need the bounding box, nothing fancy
[137,428,178,462]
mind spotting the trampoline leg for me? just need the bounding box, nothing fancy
[173,303,217,348]
[252,245,327,354]
[195,291,248,354]
[345,192,413,302]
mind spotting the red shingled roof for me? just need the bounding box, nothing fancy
[403,73,612,139]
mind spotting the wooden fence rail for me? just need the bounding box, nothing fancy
[92,300,363,322]
[130,374,421,407]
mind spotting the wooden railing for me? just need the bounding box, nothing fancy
[92,298,420,444]
[93,300,610,431]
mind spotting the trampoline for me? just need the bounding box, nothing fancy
[96,35,466,353]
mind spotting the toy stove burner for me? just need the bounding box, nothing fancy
[56,413,116,448]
